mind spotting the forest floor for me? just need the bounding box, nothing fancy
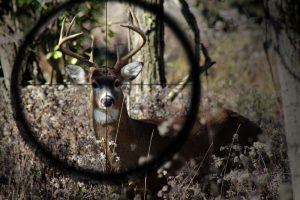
[0,73,291,199]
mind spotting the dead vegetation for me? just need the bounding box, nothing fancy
[0,72,290,199]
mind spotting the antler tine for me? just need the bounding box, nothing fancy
[66,16,76,36]
[58,17,97,68]
[114,25,146,72]
[59,18,65,44]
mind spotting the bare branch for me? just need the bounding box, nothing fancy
[163,43,215,103]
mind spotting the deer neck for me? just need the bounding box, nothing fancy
[92,100,131,143]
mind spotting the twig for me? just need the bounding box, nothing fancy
[156,0,166,87]
[220,124,241,196]
[185,141,214,190]
[163,43,215,102]
[257,149,268,173]
[162,0,207,102]
[144,129,154,200]
[178,0,200,62]
[113,97,125,154]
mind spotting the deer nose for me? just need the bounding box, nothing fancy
[101,96,114,107]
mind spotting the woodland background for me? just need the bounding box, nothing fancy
[0,0,299,199]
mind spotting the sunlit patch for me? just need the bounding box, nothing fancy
[157,166,168,178]
[163,161,172,169]
[130,143,137,151]
[158,118,175,136]
[138,155,153,165]
[172,154,179,160]
[200,117,207,125]
[108,140,117,148]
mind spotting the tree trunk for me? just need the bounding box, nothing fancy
[0,15,22,91]
[266,0,300,198]
[131,0,165,86]
[127,0,165,118]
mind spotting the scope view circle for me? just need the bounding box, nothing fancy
[10,0,200,182]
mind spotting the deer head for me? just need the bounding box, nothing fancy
[58,17,146,125]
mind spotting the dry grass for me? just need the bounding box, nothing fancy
[0,73,290,199]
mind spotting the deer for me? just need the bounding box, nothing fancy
[58,17,262,197]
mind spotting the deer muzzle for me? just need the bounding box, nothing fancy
[100,96,115,107]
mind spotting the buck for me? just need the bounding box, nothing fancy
[58,17,261,196]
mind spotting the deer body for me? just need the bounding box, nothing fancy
[86,79,261,170]
[91,96,168,168]
[58,16,261,196]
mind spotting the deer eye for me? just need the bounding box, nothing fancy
[92,82,98,88]
[114,80,121,87]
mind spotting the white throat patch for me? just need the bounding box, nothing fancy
[93,108,119,124]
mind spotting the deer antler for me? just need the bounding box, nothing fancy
[58,17,98,68]
[113,25,146,73]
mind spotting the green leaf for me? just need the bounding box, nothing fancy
[108,30,114,38]
[53,51,62,59]
[70,58,78,64]
[103,36,108,43]
[144,13,153,25]
[45,52,53,60]
[54,45,59,51]
[86,2,91,9]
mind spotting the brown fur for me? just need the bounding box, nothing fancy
[82,65,263,197]
[91,90,261,196]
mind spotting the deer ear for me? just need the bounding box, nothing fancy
[120,61,143,82]
[65,64,87,84]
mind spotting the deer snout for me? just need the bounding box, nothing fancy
[100,96,115,107]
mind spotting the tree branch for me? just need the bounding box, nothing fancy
[163,1,215,102]
[163,43,215,102]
